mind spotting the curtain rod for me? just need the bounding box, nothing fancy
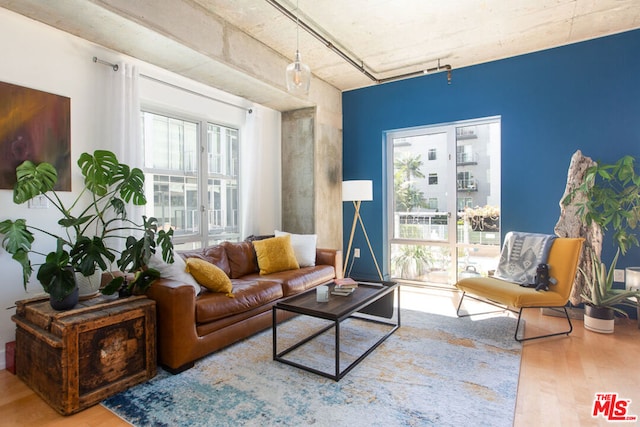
[92,56,118,71]
[92,56,253,114]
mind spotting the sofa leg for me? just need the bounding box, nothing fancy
[162,361,195,375]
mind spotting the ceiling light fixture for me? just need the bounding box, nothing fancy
[285,0,311,95]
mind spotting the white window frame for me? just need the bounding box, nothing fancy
[141,108,240,249]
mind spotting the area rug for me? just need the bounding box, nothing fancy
[103,309,521,426]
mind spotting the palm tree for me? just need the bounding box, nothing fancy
[394,154,427,212]
[395,155,425,182]
[396,184,428,212]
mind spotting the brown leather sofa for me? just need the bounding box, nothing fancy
[145,240,342,373]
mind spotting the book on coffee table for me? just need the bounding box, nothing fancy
[334,277,358,288]
[331,287,356,296]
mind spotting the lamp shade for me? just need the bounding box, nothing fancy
[342,180,373,202]
[625,267,640,291]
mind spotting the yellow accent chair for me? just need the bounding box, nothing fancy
[456,237,584,342]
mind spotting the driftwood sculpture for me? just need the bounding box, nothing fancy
[554,150,602,306]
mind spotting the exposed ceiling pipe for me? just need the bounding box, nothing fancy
[265,0,452,85]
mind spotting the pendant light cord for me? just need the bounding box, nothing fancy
[295,0,300,54]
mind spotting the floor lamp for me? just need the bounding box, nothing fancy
[342,180,383,280]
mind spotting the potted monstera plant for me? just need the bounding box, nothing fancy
[0,150,174,310]
[565,154,640,332]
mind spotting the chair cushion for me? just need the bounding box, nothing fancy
[456,276,568,308]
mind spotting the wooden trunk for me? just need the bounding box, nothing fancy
[12,295,156,415]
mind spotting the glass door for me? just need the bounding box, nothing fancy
[387,117,501,286]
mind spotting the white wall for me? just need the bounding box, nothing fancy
[0,8,281,368]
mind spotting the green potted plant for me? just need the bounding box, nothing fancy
[0,150,174,310]
[578,248,640,333]
[565,154,640,331]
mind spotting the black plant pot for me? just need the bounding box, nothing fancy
[584,304,615,333]
[585,305,615,320]
[118,282,132,298]
[49,286,79,311]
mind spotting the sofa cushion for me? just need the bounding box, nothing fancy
[195,279,283,323]
[275,230,317,267]
[185,258,233,295]
[180,245,231,277]
[252,235,300,275]
[223,241,259,278]
[244,265,336,297]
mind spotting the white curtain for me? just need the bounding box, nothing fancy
[240,107,282,238]
[105,62,141,168]
[95,61,143,252]
[240,108,260,236]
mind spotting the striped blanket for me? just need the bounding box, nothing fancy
[493,231,556,285]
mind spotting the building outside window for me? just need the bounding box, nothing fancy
[141,111,239,249]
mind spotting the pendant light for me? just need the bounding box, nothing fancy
[285,0,310,95]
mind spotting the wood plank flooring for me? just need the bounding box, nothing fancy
[0,286,638,426]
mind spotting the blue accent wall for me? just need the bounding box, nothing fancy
[343,29,640,280]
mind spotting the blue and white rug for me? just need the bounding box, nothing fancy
[103,309,521,426]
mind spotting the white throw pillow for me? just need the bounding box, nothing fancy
[147,252,201,296]
[274,230,317,267]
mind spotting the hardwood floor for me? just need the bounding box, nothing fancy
[0,286,638,426]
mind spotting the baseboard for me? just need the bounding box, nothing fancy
[541,307,584,320]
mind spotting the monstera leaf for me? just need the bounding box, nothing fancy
[77,150,119,196]
[70,235,116,276]
[117,166,147,205]
[37,240,77,301]
[13,161,58,204]
[0,219,34,288]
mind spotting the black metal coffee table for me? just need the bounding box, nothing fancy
[272,280,399,381]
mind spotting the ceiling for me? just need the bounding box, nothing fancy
[200,0,640,90]
[1,0,640,105]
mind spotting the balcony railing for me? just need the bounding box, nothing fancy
[457,179,478,191]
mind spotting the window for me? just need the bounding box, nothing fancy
[141,111,239,249]
[428,173,438,185]
[456,145,474,164]
[428,148,437,160]
[427,197,438,209]
[457,171,476,191]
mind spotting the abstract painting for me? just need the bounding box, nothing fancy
[0,81,71,190]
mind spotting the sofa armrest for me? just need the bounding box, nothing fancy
[145,278,199,369]
[316,248,343,279]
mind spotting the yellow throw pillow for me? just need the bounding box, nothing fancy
[252,235,300,275]
[185,258,234,297]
